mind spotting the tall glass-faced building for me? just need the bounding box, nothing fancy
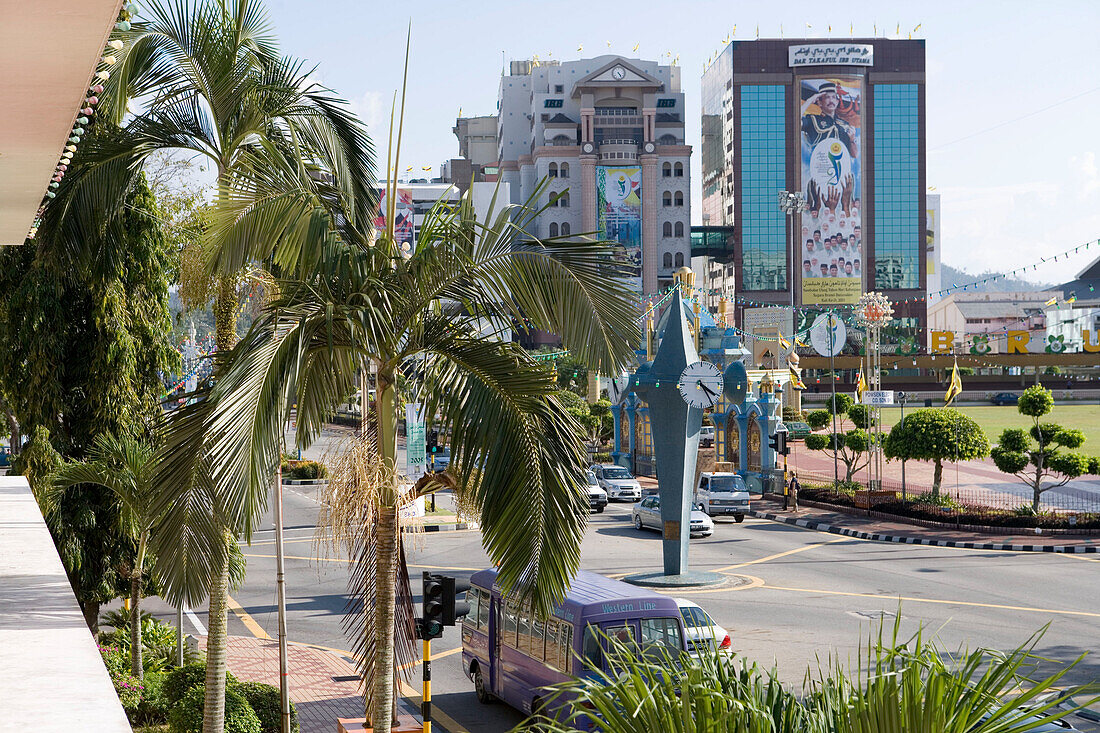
[701,39,926,330]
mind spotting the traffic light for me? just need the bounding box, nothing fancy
[769,431,789,456]
[419,573,472,640]
[426,430,439,455]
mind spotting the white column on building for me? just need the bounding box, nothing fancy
[640,153,659,295]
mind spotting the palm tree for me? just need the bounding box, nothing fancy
[40,2,377,730]
[154,159,641,731]
[52,434,159,679]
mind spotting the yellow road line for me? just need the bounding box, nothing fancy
[761,584,1100,619]
[398,645,463,671]
[711,537,848,574]
[227,595,272,640]
[1063,552,1100,564]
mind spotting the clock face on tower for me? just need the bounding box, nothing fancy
[612,66,626,80]
[678,361,724,409]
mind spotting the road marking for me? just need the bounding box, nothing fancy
[397,645,464,671]
[399,680,470,733]
[711,537,848,574]
[227,595,272,640]
[655,575,766,595]
[1063,552,1100,564]
[761,583,1100,620]
[185,606,207,635]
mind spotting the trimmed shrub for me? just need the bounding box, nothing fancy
[163,662,238,707]
[591,451,612,463]
[168,685,260,733]
[235,681,300,733]
[806,410,831,430]
[283,460,327,480]
[136,671,171,724]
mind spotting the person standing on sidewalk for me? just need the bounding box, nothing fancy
[786,473,801,511]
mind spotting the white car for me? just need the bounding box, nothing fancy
[631,495,714,537]
[591,464,642,502]
[584,471,608,513]
[675,598,732,656]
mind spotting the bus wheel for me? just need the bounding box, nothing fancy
[473,665,493,704]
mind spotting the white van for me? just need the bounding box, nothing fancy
[694,472,750,522]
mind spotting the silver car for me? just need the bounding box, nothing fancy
[632,495,714,537]
[591,464,642,502]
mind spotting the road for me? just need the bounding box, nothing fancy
[139,428,1100,732]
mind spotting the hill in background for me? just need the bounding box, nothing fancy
[939,262,1052,293]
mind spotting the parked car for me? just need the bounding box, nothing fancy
[584,471,608,513]
[784,421,812,440]
[694,472,750,521]
[430,448,451,471]
[591,464,642,502]
[674,598,732,656]
[632,495,714,537]
[699,425,716,447]
[991,392,1020,406]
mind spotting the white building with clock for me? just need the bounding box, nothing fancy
[496,55,691,296]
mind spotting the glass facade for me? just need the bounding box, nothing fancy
[700,48,733,225]
[873,84,920,290]
[740,85,787,291]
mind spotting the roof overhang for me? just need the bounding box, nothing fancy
[571,57,664,99]
[0,0,123,245]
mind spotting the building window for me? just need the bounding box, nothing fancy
[549,222,559,237]
[674,252,685,267]
[658,134,678,146]
[560,162,569,177]
[662,192,672,207]
[663,252,673,268]
[662,162,672,177]
[554,84,564,93]
[663,222,673,237]
[552,134,573,146]
[739,85,787,291]
[548,162,558,178]
[674,162,684,177]
[873,84,920,290]
[674,222,684,237]
[555,192,569,208]
[674,191,684,207]
[561,222,570,236]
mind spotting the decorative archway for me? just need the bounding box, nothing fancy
[724,414,740,463]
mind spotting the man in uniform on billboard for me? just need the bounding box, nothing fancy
[801,81,857,158]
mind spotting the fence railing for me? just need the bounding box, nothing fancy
[793,469,1100,516]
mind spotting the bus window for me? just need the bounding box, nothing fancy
[466,589,480,629]
[531,618,548,661]
[518,611,534,656]
[502,599,519,649]
[476,589,490,630]
[581,625,602,670]
[639,617,684,661]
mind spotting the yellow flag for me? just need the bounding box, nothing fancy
[732,25,736,36]
[896,23,900,34]
[856,366,867,402]
[577,43,583,52]
[789,365,806,390]
[945,358,963,405]
[632,43,640,52]
[421,166,432,171]
[913,23,922,33]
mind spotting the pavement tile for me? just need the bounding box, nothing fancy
[197,635,419,733]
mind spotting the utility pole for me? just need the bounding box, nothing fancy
[274,459,291,732]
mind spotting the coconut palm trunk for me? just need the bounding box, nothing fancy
[130,531,148,678]
[203,533,232,732]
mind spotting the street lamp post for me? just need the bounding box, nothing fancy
[897,391,908,500]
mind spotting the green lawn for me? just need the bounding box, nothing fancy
[873,404,1100,454]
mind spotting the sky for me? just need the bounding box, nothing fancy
[261,0,1100,287]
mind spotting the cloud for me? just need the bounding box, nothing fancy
[348,91,391,135]
[1072,151,1099,197]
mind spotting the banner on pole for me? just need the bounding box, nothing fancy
[405,403,426,481]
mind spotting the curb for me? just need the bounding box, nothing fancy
[407,521,479,533]
[749,510,1099,554]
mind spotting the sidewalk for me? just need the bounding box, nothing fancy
[198,635,420,733]
[750,497,1100,553]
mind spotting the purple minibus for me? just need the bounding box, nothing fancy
[461,568,688,724]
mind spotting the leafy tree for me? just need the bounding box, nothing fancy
[827,392,854,417]
[153,168,639,733]
[52,434,160,679]
[589,398,615,445]
[553,353,590,396]
[0,171,176,632]
[806,409,831,431]
[884,409,990,496]
[556,391,601,444]
[990,385,1097,512]
[54,1,378,728]
[806,429,873,483]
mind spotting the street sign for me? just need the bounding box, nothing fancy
[810,314,846,357]
[405,403,426,481]
[861,390,895,405]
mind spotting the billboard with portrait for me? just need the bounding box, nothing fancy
[374,188,415,249]
[926,193,941,298]
[597,165,643,294]
[799,76,863,305]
